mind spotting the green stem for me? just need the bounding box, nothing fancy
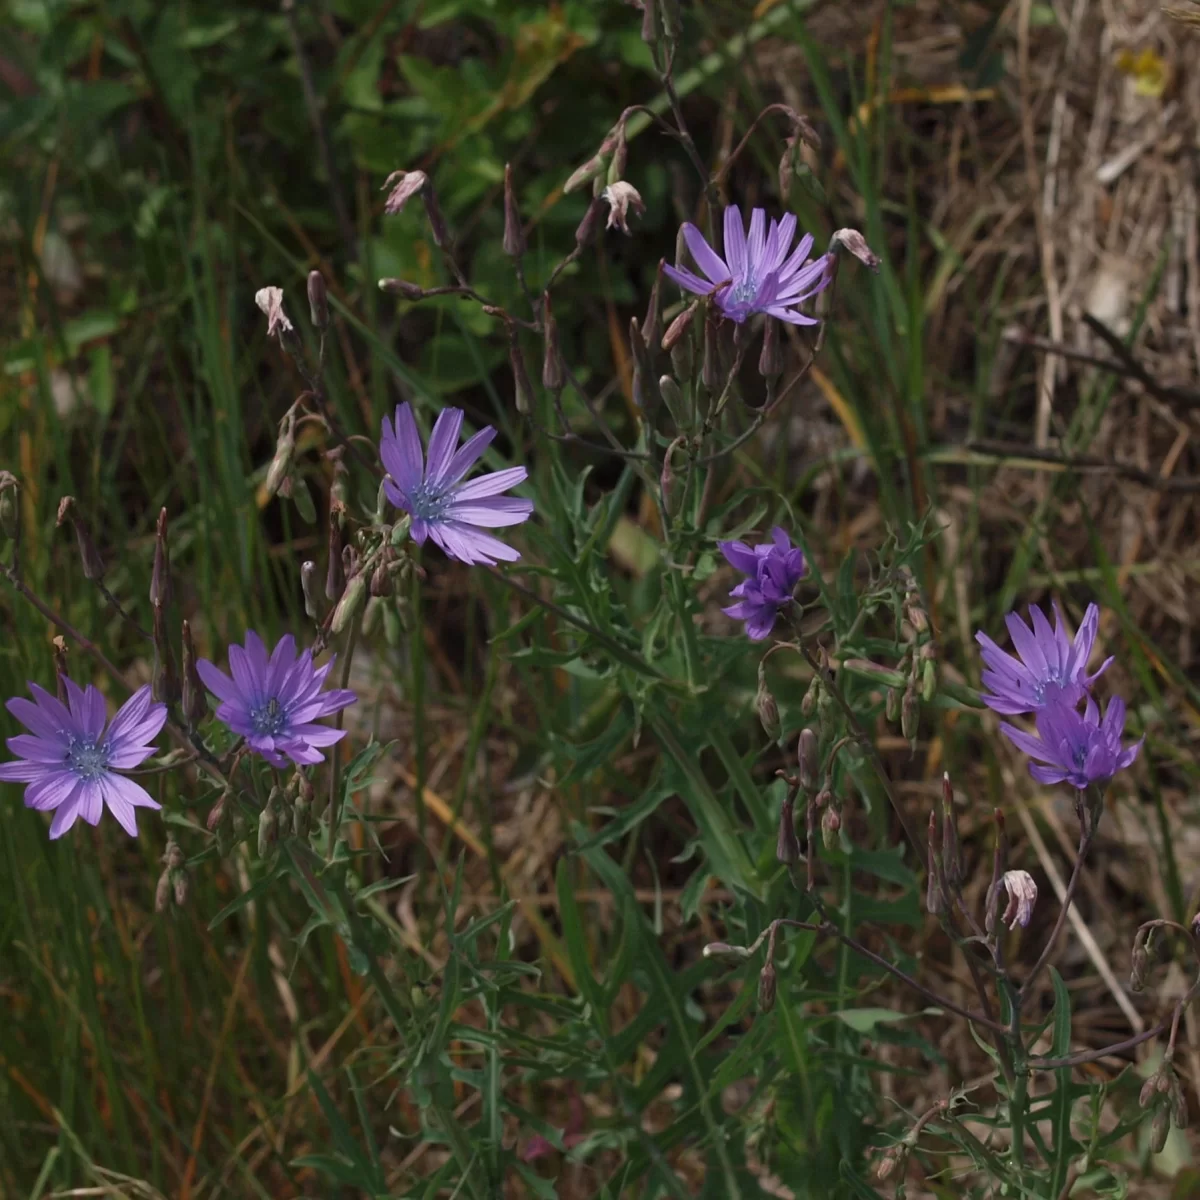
[325,618,360,862]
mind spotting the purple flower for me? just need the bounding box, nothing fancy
[976,602,1112,716]
[1001,694,1142,790]
[664,206,832,325]
[380,403,534,567]
[197,632,356,768]
[0,679,167,839]
[719,527,807,641]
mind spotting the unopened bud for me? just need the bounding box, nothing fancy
[901,683,918,743]
[758,318,783,381]
[301,561,323,620]
[922,657,937,703]
[257,802,278,858]
[821,806,841,851]
[574,196,604,250]
[155,870,172,913]
[702,941,750,960]
[56,496,105,581]
[502,163,525,258]
[510,333,534,415]
[776,796,799,865]
[265,411,297,500]
[1151,1106,1170,1154]
[379,278,426,300]
[658,375,685,425]
[885,686,900,722]
[294,793,311,840]
[640,0,659,43]
[152,603,179,706]
[326,512,345,602]
[307,270,329,331]
[801,677,819,717]
[756,673,781,741]
[1140,1072,1162,1109]
[661,303,696,353]
[542,294,565,391]
[181,620,207,726]
[207,788,230,834]
[150,507,172,608]
[797,728,819,791]
[331,574,367,635]
[875,1147,905,1182]
[757,961,777,1012]
[1171,1077,1189,1128]
[172,869,189,907]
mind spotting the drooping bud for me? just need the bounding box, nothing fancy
[702,941,751,961]
[542,294,565,392]
[307,270,329,331]
[1000,870,1038,930]
[502,163,525,258]
[829,228,882,271]
[755,664,781,741]
[1151,1106,1170,1153]
[941,773,962,889]
[757,961,777,1012]
[331,574,367,635]
[181,619,207,726]
[325,511,345,602]
[382,169,428,215]
[601,182,645,235]
[776,795,799,865]
[821,806,841,851]
[797,729,819,792]
[150,507,172,609]
[509,333,534,416]
[152,602,179,706]
[378,278,427,300]
[56,496,105,581]
[301,561,323,620]
[265,411,297,501]
[758,318,783,382]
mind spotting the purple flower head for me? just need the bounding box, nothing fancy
[718,526,807,641]
[381,403,534,566]
[976,602,1112,716]
[664,206,832,325]
[0,679,167,839]
[1001,694,1142,791]
[197,632,356,768]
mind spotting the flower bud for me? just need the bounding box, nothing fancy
[509,332,534,415]
[381,168,428,215]
[181,619,207,726]
[502,162,525,258]
[307,270,329,331]
[379,278,426,300]
[150,507,172,608]
[661,303,696,352]
[155,870,172,914]
[257,802,278,858]
[602,181,644,235]
[885,686,900,723]
[207,788,230,834]
[300,560,323,621]
[922,657,937,703]
[875,1147,904,1182]
[331,572,367,635]
[152,602,179,706]
[325,512,345,602]
[1171,1077,1189,1129]
[1151,1106,1170,1153]
[172,869,190,908]
[542,294,565,392]
[821,806,841,851]
[758,318,783,382]
[901,683,918,743]
[757,961,777,1012]
[756,675,781,741]
[56,496,105,581]
[162,837,185,872]
[776,796,799,865]
[658,375,685,425]
[797,729,819,791]
[1140,1072,1162,1109]
[294,792,311,840]
[702,941,750,960]
[640,0,659,43]
[264,411,297,500]
[1001,869,1037,929]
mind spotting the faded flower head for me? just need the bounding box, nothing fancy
[380,403,533,566]
[382,169,429,215]
[1000,869,1038,929]
[719,527,807,641]
[197,632,356,768]
[977,602,1112,715]
[0,679,167,839]
[1001,694,1142,790]
[664,206,832,325]
[602,182,645,235]
[254,287,293,339]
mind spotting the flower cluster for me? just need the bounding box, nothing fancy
[977,602,1141,790]
[719,527,806,641]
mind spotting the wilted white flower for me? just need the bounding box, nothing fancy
[1001,869,1038,929]
[381,169,429,215]
[254,287,293,338]
[602,182,645,235]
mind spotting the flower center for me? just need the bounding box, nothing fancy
[251,696,287,736]
[407,480,451,522]
[66,737,108,780]
[727,276,758,305]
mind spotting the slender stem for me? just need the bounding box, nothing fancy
[325,618,360,862]
[95,580,150,640]
[1019,827,1092,1006]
